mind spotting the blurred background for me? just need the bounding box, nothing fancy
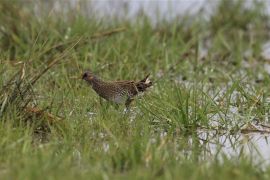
[31,0,270,21]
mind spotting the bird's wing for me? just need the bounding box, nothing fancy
[110,80,138,95]
[113,80,135,85]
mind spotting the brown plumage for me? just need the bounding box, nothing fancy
[82,71,152,108]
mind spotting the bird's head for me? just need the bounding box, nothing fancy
[82,71,95,81]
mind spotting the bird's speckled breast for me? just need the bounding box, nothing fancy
[91,80,128,103]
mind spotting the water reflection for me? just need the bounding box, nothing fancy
[197,130,270,166]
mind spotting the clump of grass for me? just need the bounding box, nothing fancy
[0,59,65,139]
[140,82,213,134]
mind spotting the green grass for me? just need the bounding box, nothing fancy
[1,0,270,179]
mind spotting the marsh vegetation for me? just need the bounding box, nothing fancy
[1,0,270,179]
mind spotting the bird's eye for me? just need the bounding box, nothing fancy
[82,72,88,79]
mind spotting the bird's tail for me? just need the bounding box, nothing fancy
[136,74,152,92]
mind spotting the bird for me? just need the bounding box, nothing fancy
[82,71,152,108]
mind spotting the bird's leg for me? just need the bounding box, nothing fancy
[112,103,120,110]
[99,97,110,111]
[99,97,103,106]
[125,97,134,112]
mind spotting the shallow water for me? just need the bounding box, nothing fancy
[197,131,270,167]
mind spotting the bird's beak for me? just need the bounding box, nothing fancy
[84,75,94,81]
[89,76,94,80]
